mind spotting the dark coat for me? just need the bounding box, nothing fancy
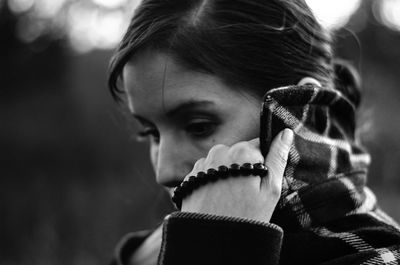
[110,84,400,265]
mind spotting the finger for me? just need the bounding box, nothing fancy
[206,144,230,167]
[228,140,263,164]
[247,137,260,148]
[262,129,294,194]
[190,157,206,175]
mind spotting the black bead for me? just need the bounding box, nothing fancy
[174,186,182,197]
[174,200,182,209]
[181,181,189,188]
[207,168,218,182]
[196,171,207,185]
[260,167,268,178]
[253,163,268,178]
[197,171,206,178]
[172,193,179,203]
[172,187,181,204]
[181,181,191,196]
[240,163,253,176]
[243,162,253,169]
[187,175,198,189]
[229,163,240,176]
[218,165,229,179]
[253,163,265,170]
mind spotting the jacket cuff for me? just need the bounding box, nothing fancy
[158,211,283,265]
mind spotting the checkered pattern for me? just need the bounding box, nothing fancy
[262,84,400,264]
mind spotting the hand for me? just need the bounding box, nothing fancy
[181,128,294,223]
[129,225,162,265]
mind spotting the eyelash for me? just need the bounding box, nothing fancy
[135,122,217,143]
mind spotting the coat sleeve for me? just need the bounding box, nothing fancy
[110,229,154,265]
[111,211,400,265]
[157,211,284,265]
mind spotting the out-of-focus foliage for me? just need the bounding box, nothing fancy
[305,0,362,29]
[0,0,399,264]
[3,0,139,53]
[5,0,400,53]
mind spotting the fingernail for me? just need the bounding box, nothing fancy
[281,128,294,145]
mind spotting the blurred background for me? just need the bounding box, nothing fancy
[1,0,400,264]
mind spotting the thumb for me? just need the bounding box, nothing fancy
[262,129,294,193]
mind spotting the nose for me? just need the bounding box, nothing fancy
[154,136,193,188]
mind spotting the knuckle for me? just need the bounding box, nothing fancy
[229,142,250,158]
[267,177,282,198]
[208,144,227,156]
[233,141,250,149]
[275,144,290,165]
[193,157,206,170]
[278,149,289,165]
[205,144,228,166]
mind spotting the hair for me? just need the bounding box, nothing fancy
[108,0,361,107]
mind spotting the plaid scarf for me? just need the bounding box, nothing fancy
[260,84,400,264]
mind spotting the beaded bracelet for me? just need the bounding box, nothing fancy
[172,162,268,209]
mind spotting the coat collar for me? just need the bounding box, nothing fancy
[260,84,373,230]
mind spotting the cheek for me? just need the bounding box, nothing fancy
[235,112,260,140]
[216,119,259,146]
[149,143,159,170]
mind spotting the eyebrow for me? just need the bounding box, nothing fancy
[132,99,216,124]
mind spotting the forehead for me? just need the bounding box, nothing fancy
[122,50,252,116]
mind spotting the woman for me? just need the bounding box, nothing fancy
[108,0,400,264]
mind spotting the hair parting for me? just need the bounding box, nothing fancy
[108,0,361,108]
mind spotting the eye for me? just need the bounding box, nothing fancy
[185,121,217,138]
[136,127,160,143]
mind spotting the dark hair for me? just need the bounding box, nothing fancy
[108,0,360,106]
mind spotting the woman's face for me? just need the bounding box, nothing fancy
[123,49,261,193]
